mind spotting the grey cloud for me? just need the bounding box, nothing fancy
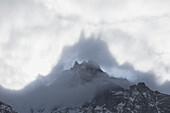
[1,33,170,112]
[1,0,170,92]
[47,35,170,94]
[46,36,119,84]
[49,36,118,74]
[0,0,81,89]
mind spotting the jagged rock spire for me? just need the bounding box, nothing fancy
[74,61,79,66]
[73,61,79,68]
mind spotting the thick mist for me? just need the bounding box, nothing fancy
[1,36,170,112]
[47,36,170,94]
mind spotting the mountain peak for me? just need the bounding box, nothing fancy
[73,61,79,68]
[56,60,108,85]
[74,61,79,65]
[130,82,150,92]
[137,82,146,87]
[72,60,101,70]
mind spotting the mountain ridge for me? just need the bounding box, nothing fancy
[0,61,170,113]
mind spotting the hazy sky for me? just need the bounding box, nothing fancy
[1,0,170,90]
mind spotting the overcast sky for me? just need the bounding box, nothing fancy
[1,0,170,90]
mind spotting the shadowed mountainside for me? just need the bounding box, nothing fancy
[1,61,170,113]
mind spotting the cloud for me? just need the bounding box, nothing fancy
[1,0,170,91]
[46,36,118,83]
[0,0,81,89]
[1,36,170,113]
[46,37,170,94]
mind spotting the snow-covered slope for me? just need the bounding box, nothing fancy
[0,101,17,113]
[52,82,170,113]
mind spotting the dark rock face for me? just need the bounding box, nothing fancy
[0,101,17,113]
[52,82,170,113]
